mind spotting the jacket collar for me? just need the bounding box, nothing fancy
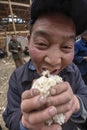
[21,60,39,85]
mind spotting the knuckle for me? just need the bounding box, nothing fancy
[21,101,25,112]
[66,103,71,111]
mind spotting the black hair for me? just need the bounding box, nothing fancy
[30,0,87,35]
[81,30,87,37]
[30,0,72,25]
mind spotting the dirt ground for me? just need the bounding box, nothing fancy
[0,56,30,130]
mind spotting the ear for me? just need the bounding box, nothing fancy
[27,33,30,41]
[27,33,30,45]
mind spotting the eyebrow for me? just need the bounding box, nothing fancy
[33,30,76,41]
[64,35,76,41]
[33,31,49,38]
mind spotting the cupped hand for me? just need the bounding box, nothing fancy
[21,89,62,130]
[47,82,80,122]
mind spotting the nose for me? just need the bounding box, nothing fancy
[44,51,62,66]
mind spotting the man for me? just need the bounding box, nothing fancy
[74,31,87,84]
[3,0,87,130]
[8,34,25,68]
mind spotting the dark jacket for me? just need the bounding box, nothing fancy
[8,40,23,59]
[3,61,87,130]
[74,38,87,75]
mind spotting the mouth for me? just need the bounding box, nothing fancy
[42,68,60,75]
[50,69,60,75]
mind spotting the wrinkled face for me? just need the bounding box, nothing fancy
[29,14,76,75]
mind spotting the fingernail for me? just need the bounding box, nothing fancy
[48,106,57,116]
[33,89,40,95]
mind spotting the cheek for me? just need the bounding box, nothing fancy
[29,47,42,61]
[65,52,74,65]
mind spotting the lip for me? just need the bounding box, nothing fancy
[50,69,60,75]
[41,67,60,75]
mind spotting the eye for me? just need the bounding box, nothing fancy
[35,42,48,49]
[63,45,72,49]
[38,42,47,46]
[62,44,74,53]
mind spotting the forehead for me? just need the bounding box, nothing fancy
[31,14,76,37]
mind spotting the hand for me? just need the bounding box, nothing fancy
[47,82,80,123]
[21,89,62,130]
[18,45,21,48]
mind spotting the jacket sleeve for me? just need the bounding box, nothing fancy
[70,64,87,128]
[74,42,84,64]
[3,71,22,130]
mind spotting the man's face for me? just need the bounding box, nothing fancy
[12,35,17,41]
[29,14,76,75]
[82,35,87,42]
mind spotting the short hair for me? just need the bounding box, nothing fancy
[30,0,87,35]
[81,30,87,37]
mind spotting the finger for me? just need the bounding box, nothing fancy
[47,100,73,116]
[57,99,74,113]
[22,116,62,130]
[47,91,73,107]
[64,108,74,123]
[22,89,40,100]
[21,95,47,112]
[50,82,70,96]
[63,99,75,123]
[26,106,57,124]
[43,124,62,130]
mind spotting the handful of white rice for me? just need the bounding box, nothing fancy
[32,70,65,125]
